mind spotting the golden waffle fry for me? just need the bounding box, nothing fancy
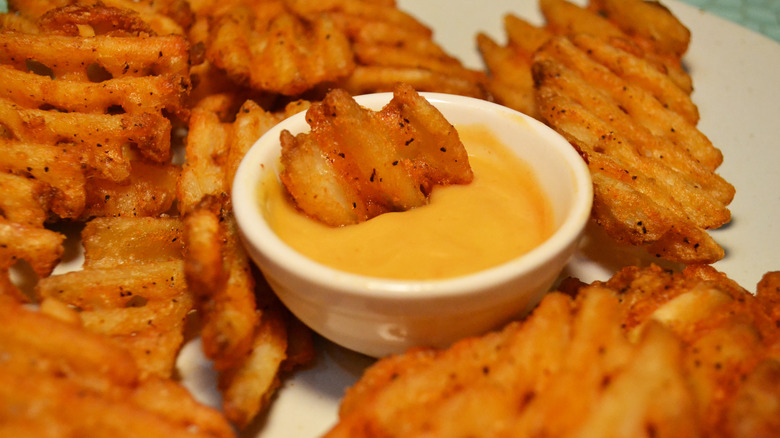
[0,172,50,227]
[0,4,190,227]
[305,0,486,98]
[476,14,551,119]
[36,217,192,379]
[533,34,733,263]
[0,296,234,438]
[0,136,85,219]
[540,0,692,93]
[327,265,780,437]
[179,95,314,428]
[82,160,179,219]
[280,84,473,226]
[478,0,693,119]
[588,0,691,58]
[198,0,354,96]
[0,218,65,278]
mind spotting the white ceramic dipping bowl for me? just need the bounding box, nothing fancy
[232,92,592,358]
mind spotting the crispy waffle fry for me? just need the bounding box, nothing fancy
[14,1,192,37]
[280,84,473,226]
[327,265,780,437]
[0,4,191,338]
[533,34,733,263]
[478,0,693,119]
[0,172,50,227]
[588,0,691,58]
[0,218,65,278]
[36,217,192,379]
[476,14,551,119]
[300,0,486,98]
[540,0,692,93]
[195,0,485,98]
[82,159,179,219]
[179,95,314,428]
[196,0,354,96]
[0,4,190,228]
[0,296,235,438]
[0,136,85,219]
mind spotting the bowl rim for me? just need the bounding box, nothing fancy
[232,92,593,301]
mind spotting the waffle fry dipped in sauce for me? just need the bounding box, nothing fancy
[262,84,557,280]
[279,84,473,227]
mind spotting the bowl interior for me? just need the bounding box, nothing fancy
[232,92,592,299]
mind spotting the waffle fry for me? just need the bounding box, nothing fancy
[36,217,192,379]
[476,14,551,119]
[327,265,780,437]
[298,0,487,98]
[192,0,485,98]
[179,95,314,428]
[194,0,354,96]
[533,34,733,263]
[0,5,189,220]
[0,296,234,438]
[0,218,64,278]
[10,0,191,35]
[478,0,692,119]
[280,84,473,226]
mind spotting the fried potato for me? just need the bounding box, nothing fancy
[477,32,539,119]
[0,3,191,227]
[200,1,354,96]
[13,0,190,37]
[541,0,692,93]
[0,0,316,432]
[0,93,172,181]
[36,3,157,36]
[179,94,314,427]
[599,265,780,435]
[81,159,179,220]
[0,136,86,219]
[338,65,486,99]
[0,218,65,278]
[220,298,288,428]
[81,216,184,268]
[0,4,192,332]
[533,34,732,263]
[0,31,190,80]
[0,63,189,121]
[0,297,234,438]
[0,10,39,32]
[589,0,691,58]
[0,171,51,227]
[281,84,473,226]
[328,265,780,437]
[286,0,486,98]
[478,0,693,119]
[36,217,193,378]
[37,0,194,36]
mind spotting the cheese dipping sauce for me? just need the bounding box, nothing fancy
[258,124,554,280]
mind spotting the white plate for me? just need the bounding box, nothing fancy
[217,1,780,437]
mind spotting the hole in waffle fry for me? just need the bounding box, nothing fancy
[105,104,125,115]
[25,59,54,78]
[125,294,148,308]
[86,62,113,82]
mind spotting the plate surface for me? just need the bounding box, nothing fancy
[173,1,780,436]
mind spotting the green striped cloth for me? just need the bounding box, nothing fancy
[681,0,780,42]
